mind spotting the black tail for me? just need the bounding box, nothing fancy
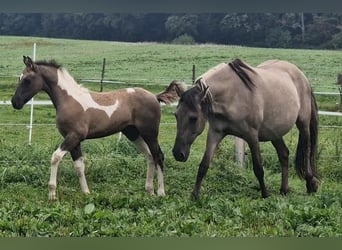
[309,92,319,179]
[295,91,319,180]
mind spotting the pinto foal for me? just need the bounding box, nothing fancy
[11,56,180,200]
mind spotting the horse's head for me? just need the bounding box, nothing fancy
[172,79,211,162]
[11,56,45,109]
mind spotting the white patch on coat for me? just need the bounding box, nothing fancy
[19,73,24,81]
[57,68,119,117]
[126,88,135,93]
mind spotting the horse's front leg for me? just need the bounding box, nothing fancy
[191,129,224,200]
[70,144,90,195]
[48,133,82,201]
[247,137,271,198]
[49,147,68,201]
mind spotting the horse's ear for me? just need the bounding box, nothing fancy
[23,56,36,71]
[201,86,210,102]
[197,79,211,102]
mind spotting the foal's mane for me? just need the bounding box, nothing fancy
[35,60,62,69]
[228,59,256,91]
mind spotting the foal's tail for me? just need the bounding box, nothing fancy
[156,80,186,104]
[295,91,320,180]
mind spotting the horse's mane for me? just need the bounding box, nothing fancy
[35,60,62,69]
[228,59,256,91]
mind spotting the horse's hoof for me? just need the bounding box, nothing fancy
[262,191,271,198]
[306,177,319,193]
[280,187,289,196]
[145,186,155,196]
[157,190,166,197]
[49,195,58,202]
[190,192,200,201]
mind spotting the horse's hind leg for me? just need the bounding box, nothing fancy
[132,136,156,195]
[70,144,90,195]
[271,138,290,195]
[141,136,165,197]
[131,136,165,196]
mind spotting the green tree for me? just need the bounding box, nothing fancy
[165,14,198,41]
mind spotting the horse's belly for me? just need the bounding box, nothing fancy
[258,113,297,141]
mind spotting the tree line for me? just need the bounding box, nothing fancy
[1,13,342,49]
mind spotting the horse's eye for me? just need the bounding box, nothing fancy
[189,116,198,123]
[22,79,30,85]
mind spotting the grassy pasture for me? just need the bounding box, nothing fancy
[0,36,341,236]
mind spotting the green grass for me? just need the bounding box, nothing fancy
[0,36,341,237]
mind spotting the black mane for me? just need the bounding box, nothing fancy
[228,59,256,91]
[35,60,62,69]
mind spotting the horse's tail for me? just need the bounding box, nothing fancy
[295,91,320,180]
[156,80,186,104]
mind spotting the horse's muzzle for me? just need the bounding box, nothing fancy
[11,97,24,110]
[172,146,190,162]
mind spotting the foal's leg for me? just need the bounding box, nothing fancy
[271,138,290,195]
[192,129,224,200]
[133,136,165,196]
[48,134,82,201]
[49,147,68,201]
[70,144,90,195]
[247,137,271,198]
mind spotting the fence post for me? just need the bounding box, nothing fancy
[192,64,196,84]
[339,86,342,112]
[100,58,106,92]
[235,137,246,166]
[28,43,36,145]
[337,74,342,111]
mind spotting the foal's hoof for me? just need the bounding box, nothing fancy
[306,177,319,193]
[48,195,58,202]
[280,187,290,196]
[157,190,166,197]
[145,186,155,196]
[261,191,271,198]
[190,191,200,201]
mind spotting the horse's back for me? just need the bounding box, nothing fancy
[252,60,312,140]
[124,87,162,124]
[256,59,312,115]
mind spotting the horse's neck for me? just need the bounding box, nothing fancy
[46,68,91,109]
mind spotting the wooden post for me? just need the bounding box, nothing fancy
[337,74,342,112]
[100,58,106,92]
[235,137,246,166]
[339,86,342,112]
[192,64,196,84]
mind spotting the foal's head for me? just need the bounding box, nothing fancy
[11,56,58,109]
[172,79,212,162]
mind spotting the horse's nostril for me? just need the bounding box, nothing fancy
[173,148,187,162]
[179,152,186,161]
